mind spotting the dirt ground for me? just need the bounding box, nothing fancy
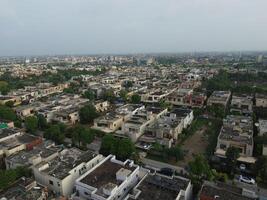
[177,126,208,167]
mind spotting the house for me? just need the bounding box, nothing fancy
[199,181,258,200]
[126,173,193,200]
[255,93,267,108]
[230,95,253,115]
[141,108,193,148]
[121,107,168,142]
[93,104,144,133]
[5,141,61,169]
[258,119,267,136]
[0,177,48,200]
[215,115,256,164]
[0,96,21,106]
[207,91,231,108]
[94,100,110,112]
[0,132,42,157]
[73,155,142,200]
[33,148,104,197]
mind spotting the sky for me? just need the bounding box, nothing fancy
[0,0,267,56]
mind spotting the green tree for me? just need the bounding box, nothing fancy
[103,89,116,103]
[189,155,214,193]
[0,105,17,121]
[25,116,38,134]
[166,146,184,162]
[255,156,267,183]
[83,89,95,101]
[131,94,141,104]
[37,114,48,130]
[79,104,99,124]
[225,147,240,174]
[119,90,128,102]
[0,81,9,95]
[99,134,116,156]
[5,101,14,108]
[44,124,65,144]
[99,134,135,160]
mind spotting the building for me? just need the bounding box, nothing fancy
[33,148,104,197]
[126,173,193,200]
[0,177,48,200]
[121,107,167,142]
[255,93,267,108]
[258,119,267,136]
[73,155,142,200]
[93,104,144,133]
[230,95,253,115]
[5,141,61,169]
[207,91,231,108]
[215,115,255,164]
[199,181,258,200]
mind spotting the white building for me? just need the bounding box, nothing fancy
[33,148,104,197]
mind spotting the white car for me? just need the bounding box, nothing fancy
[238,175,255,184]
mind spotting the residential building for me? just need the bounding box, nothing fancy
[33,148,104,197]
[73,155,142,200]
[207,91,231,108]
[199,181,258,200]
[126,173,193,200]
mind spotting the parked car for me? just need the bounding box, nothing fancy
[238,175,255,184]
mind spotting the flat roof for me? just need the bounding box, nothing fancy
[80,158,136,196]
[135,174,190,200]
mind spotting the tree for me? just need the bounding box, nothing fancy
[0,105,17,121]
[131,94,141,104]
[119,90,128,102]
[99,134,135,160]
[70,125,95,148]
[103,89,116,103]
[99,134,116,156]
[116,138,135,160]
[44,124,65,144]
[83,89,95,101]
[255,156,267,183]
[166,146,184,162]
[5,101,14,108]
[189,155,214,193]
[37,114,48,130]
[79,104,99,124]
[25,116,38,134]
[225,147,240,174]
[0,81,9,95]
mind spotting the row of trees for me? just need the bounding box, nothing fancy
[150,142,184,162]
[99,134,135,161]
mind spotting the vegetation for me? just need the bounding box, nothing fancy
[225,146,240,175]
[0,105,17,121]
[148,143,184,163]
[0,81,10,95]
[79,104,99,124]
[189,155,214,193]
[0,167,31,190]
[68,125,95,148]
[24,116,38,134]
[255,156,267,184]
[99,134,135,161]
[44,123,66,144]
[83,89,95,101]
[130,94,141,104]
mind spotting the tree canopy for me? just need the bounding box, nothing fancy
[79,104,99,124]
[25,116,38,134]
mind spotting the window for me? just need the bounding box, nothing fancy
[49,180,54,185]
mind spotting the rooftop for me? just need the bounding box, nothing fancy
[134,174,190,200]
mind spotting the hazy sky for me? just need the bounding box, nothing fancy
[0,0,267,56]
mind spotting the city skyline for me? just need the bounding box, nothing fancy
[1,0,267,56]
